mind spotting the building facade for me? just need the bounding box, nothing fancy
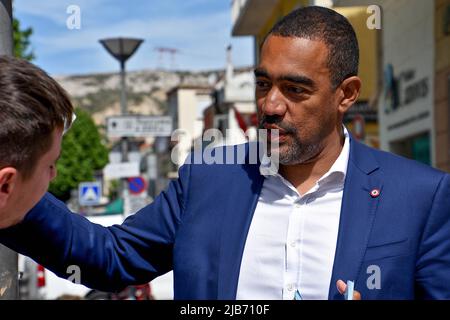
[203,46,258,147]
[336,0,449,170]
[373,0,435,167]
[435,0,450,171]
[167,85,214,166]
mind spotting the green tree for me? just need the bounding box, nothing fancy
[49,109,109,201]
[13,17,35,61]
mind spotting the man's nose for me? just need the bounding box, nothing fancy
[262,87,287,116]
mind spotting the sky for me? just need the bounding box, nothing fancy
[13,0,254,76]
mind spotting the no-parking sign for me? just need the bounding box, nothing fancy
[128,177,147,195]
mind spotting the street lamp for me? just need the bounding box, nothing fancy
[99,37,143,214]
[99,37,143,115]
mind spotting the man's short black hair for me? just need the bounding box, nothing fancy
[267,6,359,89]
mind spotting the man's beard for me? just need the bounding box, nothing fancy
[276,133,322,165]
[260,115,323,165]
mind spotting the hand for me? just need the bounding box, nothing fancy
[336,280,361,300]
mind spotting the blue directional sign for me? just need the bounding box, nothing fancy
[78,181,101,206]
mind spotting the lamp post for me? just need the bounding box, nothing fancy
[99,38,143,116]
[100,37,143,212]
[0,0,18,300]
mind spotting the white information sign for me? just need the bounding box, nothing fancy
[107,115,173,138]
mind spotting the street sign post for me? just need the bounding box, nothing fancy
[107,115,173,138]
[124,192,150,217]
[147,154,157,180]
[78,182,102,206]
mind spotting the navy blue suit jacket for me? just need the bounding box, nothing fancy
[1,137,449,299]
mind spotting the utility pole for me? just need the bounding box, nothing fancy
[0,0,19,300]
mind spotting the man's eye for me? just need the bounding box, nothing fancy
[256,80,270,89]
[287,86,305,94]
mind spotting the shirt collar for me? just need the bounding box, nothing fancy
[316,125,349,187]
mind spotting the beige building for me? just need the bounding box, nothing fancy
[167,85,214,166]
[203,47,258,146]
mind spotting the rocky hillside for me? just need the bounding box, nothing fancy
[55,69,228,126]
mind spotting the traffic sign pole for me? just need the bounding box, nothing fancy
[119,60,130,212]
[121,137,129,214]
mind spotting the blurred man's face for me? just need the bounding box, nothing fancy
[256,35,341,165]
[0,128,62,227]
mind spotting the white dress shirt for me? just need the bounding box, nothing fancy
[236,128,350,300]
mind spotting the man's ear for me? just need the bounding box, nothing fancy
[0,167,18,208]
[337,76,361,114]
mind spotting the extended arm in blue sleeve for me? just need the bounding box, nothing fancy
[0,163,191,292]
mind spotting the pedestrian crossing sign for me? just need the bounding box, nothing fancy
[78,181,101,206]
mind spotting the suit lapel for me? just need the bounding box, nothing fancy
[216,161,264,299]
[328,137,383,299]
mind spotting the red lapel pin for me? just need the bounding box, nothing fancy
[370,189,380,198]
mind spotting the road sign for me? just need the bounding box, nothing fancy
[128,177,146,194]
[124,193,150,217]
[106,115,173,138]
[78,182,101,206]
[103,162,140,179]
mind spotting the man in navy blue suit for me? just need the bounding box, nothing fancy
[0,6,449,299]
